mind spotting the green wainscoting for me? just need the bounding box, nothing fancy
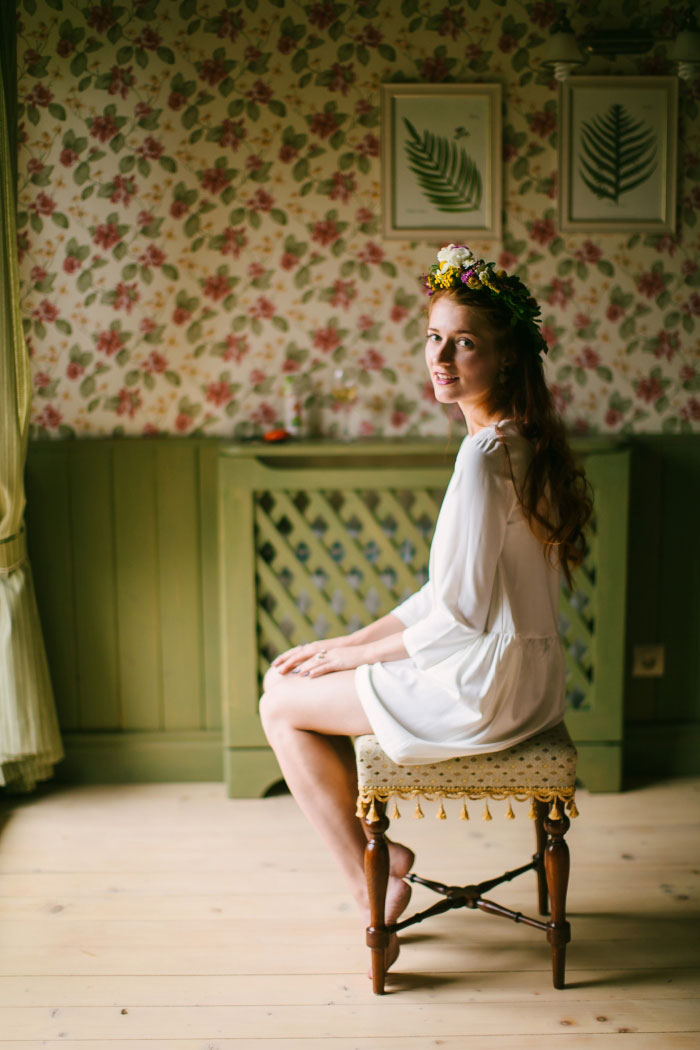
[23,434,700,789]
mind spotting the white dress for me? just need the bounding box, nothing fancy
[354,420,566,765]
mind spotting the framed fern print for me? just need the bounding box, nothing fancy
[381,83,502,241]
[560,77,678,233]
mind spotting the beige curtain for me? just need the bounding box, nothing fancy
[0,12,63,791]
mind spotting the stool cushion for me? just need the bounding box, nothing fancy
[355,722,577,819]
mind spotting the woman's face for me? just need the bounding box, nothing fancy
[425,295,500,421]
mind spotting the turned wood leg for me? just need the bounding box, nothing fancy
[534,799,549,916]
[544,800,571,990]
[363,801,390,995]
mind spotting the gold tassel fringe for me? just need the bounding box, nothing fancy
[367,799,379,823]
[548,800,561,821]
[528,797,537,820]
[391,799,401,820]
[414,800,424,819]
[356,798,366,819]
[459,802,469,821]
[482,801,492,821]
[505,800,515,820]
[567,798,579,818]
[436,801,446,820]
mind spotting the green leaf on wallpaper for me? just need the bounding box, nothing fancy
[55,319,72,335]
[80,376,96,398]
[158,47,175,64]
[120,156,136,174]
[620,317,636,339]
[519,180,532,195]
[597,260,614,276]
[70,53,87,77]
[401,0,419,13]
[52,212,69,228]
[402,118,482,213]
[76,271,92,293]
[78,76,92,92]
[597,366,613,382]
[117,46,134,63]
[44,0,62,9]
[293,158,309,181]
[184,214,200,237]
[183,107,199,129]
[300,181,314,196]
[512,49,528,72]
[557,259,574,276]
[576,262,588,280]
[270,209,287,225]
[23,0,37,13]
[512,156,529,179]
[122,264,138,280]
[682,314,695,333]
[380,261,397,277]
[162,265,179,280]
[272,317,290,332]
[179,0,197,16]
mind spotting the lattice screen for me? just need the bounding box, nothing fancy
[255,487,596,712]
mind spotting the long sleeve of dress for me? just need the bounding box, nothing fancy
[401,431,515,670]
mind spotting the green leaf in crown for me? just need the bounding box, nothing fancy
[402,118,482,213]
[577,104,657,205]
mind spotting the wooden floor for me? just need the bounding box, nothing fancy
[0,777,698,1049]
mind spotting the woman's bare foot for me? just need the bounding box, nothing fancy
[387,840,414,880]
[365,875,411,980]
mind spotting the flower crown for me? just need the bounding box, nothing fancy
[424,244,548,356]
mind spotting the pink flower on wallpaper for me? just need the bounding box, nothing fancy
[135,102,152,120]
[329,279,356,309]
[168,92,187,110]
[529,218,556,245]
[278,33,298,55]
[682,293,700,316]
[249,369,266,385]
[359,420,375,436]
[116,388,142,418]
[219,227,248,256]
[528,108,557,138]
[251,402,277,425]
[175,413,194,433]
[545,278,573,307]
[217,9,245,41]
[110,175,137,205]
[63,256,82,274]
[327,62,356,95]
[355,207,374,225]
[278,144,297,162]
[135,27,162,50]
[309,111,341,139]
[145,351,168,373]
[499,34,518,53]
[312,326,341,352]
[222,334,249,362]
[465,43,483,62]
[27,83,53,107]
[139,244,165,267]
[312,219,340,246]
[36,404,62,428]
[93,222,122,249]
[33,299,59,322]
[112,282,139,313]
[172,307,191,325]
[359,348,385,370]
[66,361,84,379]
[33,370,51,389]
[170,200,189,218]
[96,329,124,355]
[282,358,301,373]
[498,251,518,271]
[140,317,157,333]
[574,345,600,370]
[357,314,375,331]
[654,330,679,360]
[573,241,602,263]
[549,383,573,414]
[390,304,408,322]
[680,398,700,422]
[329,171,356,202]
[357,134,380,158]
[606,303,626,322]
[655,234,678,255]
[391,410,409,428]
[529,2,558,28]
[248,188,274,212]
[355,25,383,47]
[574,313,591,330]
[203,274,232,300]
[30,266,47,283]
[219,119,246,150]
[540,324,558,351]
[201,167,232,194]
[137,136,164,160]
[437,7,465,40]
[90,114,120,143]
[357,241,384,264]
[30,192,56,216]
[309,2,336,29]
[249,296,275,319]
[206,380,234,406]
[60,148,79,166]
[605,407,624,427]
[245,80,274,104]
[87,3,116,32]
[27,159,44,176]
[682,259,699,278]
[637,270,667,299]
[635,375,665,402]
[199,57,229,86]
[280,252,300,270]
[108,65,134,99]
[420,54,450,81]
[681,365,697,383]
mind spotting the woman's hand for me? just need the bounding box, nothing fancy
[272,637,351,676]
[285,644,368,678]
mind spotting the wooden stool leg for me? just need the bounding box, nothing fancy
[364,801,390,995]
[544,800,571,990]
[534,799,549,915]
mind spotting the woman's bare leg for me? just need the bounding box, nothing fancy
[259,668,412,934]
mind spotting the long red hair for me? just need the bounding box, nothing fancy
[428,287,593,586]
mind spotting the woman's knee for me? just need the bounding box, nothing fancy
[258,683,293,740]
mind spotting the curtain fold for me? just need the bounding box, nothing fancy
[0,7,63,791]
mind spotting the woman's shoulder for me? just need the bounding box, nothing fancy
[456,421,532,485]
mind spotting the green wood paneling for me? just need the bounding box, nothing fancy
[24,448,78,728]
[69,443,119,729]
[113,442,162,730]
[199,444,221,731]
[156,444,203,731]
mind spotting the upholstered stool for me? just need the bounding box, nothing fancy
[355,722,578,994]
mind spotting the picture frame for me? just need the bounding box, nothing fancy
[559,76,678,234]
[380,83,502,241]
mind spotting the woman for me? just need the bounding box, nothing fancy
[259,244,592,969]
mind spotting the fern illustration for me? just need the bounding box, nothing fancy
[577,104,657,204]
[402,117,482,213]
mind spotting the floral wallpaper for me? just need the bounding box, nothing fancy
[16,0,700,438]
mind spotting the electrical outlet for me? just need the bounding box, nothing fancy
[632,644,665,678]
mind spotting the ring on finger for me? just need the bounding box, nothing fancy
[315,650,327,660]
